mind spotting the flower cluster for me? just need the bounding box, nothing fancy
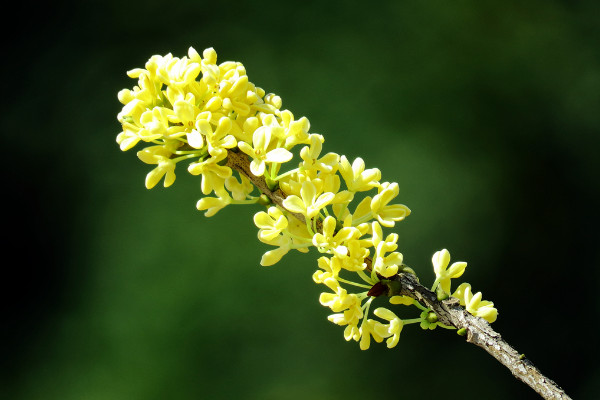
[116,47,497,350]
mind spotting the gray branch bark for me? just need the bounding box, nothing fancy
[384,273,571,400]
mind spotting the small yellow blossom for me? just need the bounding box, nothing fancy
[373,308,404,348]
[260,235,294,266]
[225,174,254,201]
[452,283,498,323]
[238,126,293,176]
[136,142,180,189]
[188,151,232,195]
[196,189,232,217]
[196,117,237,156]
[432,249,467,294]
[300,135,340,174]
[370,221,403,278]
[282,181,335,219]
[312,216,360,255]
[328,298,363,341]
[359,319,385,350]
[319,278,356,312]
[371,182,411,228]
[339,156,381,192]
[254,207,289,242]
[313,256,342,283]
[338,240,369,272]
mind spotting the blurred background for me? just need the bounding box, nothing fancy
[3,0,599,399]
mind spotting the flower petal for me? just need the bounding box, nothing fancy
[265,148,293,163]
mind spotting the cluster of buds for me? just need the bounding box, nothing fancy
[116,47,497,350]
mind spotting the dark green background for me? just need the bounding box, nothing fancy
[4,0,599,398]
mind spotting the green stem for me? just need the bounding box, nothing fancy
[431,277,441,292]
[337,277,372,289]
[412,299,428,311]
[172,153,203,163]
[273,168,299,181]
[357,270,375,285]
[230,198,260,205]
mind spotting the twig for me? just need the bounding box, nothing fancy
[384,273,571,400]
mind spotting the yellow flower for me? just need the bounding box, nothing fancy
[452,283,498,323]
[225,174,254,201]
[339,240,369,272]
[137,142,180,189]
[313,256,342,283]
[171,97,199,132]
[238,126,293,176]
[328,298,363,341]
[432,249,467,294]
[312,216,360,255]
[196,117,237,156]
[254,207,289,242]
[188,151,232,195]
[163,55,201,89]
[196,189,232,217]
[373,307,404,348]
[138,107,176,142]
[339,155,381,192]
[277,110,312,148]
[370,221,403,277]
[319,277,356,312]
[359,319,385,350]
[116,99,146,150]
[260,235,293,266]
[370,182,411,228]
[282,180,335,219]
[299,135,339,174]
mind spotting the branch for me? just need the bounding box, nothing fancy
[225,150,571,400]
[384,273,571,400]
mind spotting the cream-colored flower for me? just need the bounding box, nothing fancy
[225,174,254,201]
[339,240,369,272]
[254,207,289,242]
[452,283,498,323]
[188,151,232,195]
[373,307,404,348]
[313,256,342,283]
[432,249,467,294]
[196,189,232,217]
[196,117,237,156]
[328,297,363,341]
[260,235,293,266]
[238,126,293,176]
[282,180,335,219]
[370,182,411,227]
[300,135,340,174]
[137,142,180,189]
[370,221,403,277]
[339,156,381,192]
[319,278,356,312]
[312,216,360,255]
[359,319,385,350]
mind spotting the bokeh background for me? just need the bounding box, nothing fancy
[4,0,600,399]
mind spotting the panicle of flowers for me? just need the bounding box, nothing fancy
[116,47,498,350]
